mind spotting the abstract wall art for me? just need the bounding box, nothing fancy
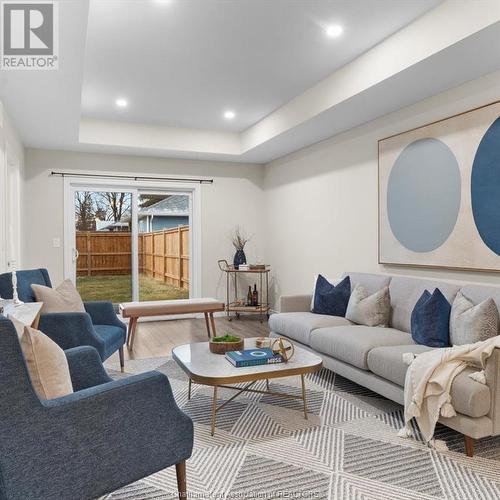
[379,100,500,272]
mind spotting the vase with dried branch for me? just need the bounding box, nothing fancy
[232,226,249,269]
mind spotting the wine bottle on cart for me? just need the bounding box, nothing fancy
[247,286,253,306]
[252,284,259,307]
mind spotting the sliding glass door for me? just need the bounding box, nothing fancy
[137,192,190,301]
[73,189,134,303]
[66,180,197,305]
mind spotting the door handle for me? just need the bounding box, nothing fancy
[73,248,79,262]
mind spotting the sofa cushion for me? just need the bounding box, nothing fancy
[268,312,352,346]
[367,345,491,418]
[389,276,460,333]
[310,325,413,370]
[367,344,434,385]
[312,275,351,317]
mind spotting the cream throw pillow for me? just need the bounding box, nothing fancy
[346,284,391,327]
[8,316,73,399]
[450,292,499,345]
[32,279,85,314]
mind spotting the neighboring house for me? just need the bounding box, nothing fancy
[138,195,189,232]
[95,220,130,232]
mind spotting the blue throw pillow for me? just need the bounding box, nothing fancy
[411,288,451,348]
[312,275,351,317]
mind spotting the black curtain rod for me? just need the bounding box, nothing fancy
[50,171,213,184]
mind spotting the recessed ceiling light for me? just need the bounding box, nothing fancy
[224,110,236,120]
[326,24,343,38]
[115,98,128,108]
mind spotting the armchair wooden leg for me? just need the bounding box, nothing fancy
[175,460,187,499]
[464,435,474,457]
[119,347,125,373]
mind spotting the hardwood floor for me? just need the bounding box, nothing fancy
[107,315,270,363]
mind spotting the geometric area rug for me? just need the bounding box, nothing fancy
[104,357,500,499]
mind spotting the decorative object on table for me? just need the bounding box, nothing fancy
[231,226,249,270]
[312,275,351,317]
[379,99,500,272]
[225,347,284,367]
[238,264,249,271]
[271,337,295,362]
[209,334,244,354]
[218,260,270,322]
[10,262,24,306]
[256,336,271,348]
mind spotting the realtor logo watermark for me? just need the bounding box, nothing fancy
[1,1,58,69]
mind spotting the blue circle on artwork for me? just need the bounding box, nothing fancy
[471,116,500,256]
[387,138,461,253]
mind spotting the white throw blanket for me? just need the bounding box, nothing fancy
[399,336,500,450]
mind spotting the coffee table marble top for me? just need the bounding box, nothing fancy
[172,337,322,385]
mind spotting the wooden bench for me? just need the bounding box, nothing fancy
[119,298,225,350]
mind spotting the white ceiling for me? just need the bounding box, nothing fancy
[82,0,441,132]
[1,0,499,164]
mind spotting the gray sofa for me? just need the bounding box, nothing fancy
[269,272,500,456]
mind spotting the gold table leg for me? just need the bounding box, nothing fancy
[301,374,308,420]
[204,376,309,437]
[211,385,218,436]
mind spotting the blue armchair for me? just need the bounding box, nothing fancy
[0,316,193,500]
[0,269,127,371]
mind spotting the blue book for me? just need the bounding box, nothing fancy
[225,348,284,367]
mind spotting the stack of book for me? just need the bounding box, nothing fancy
[225,348,284,367]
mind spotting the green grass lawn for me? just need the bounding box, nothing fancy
[76,274,189,303]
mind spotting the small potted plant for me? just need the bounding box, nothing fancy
[232,226,249,269]
[209,333,244,354]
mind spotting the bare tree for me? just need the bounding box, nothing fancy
[75,192,96,231]
[98,192,131,222]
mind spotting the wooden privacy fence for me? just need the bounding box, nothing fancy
[76,226,189,289]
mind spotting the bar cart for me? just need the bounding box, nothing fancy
[218,260,270,322]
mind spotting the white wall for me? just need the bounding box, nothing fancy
[23,149,265,300]
[264,70,500,306]
[0,101,24,273]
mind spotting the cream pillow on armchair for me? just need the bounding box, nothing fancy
[9,316,73,400]
[31,279,85,314]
